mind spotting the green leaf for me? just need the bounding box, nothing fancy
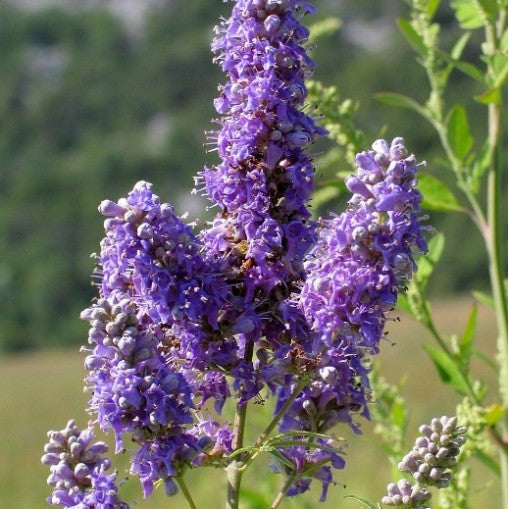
[458,304,477,365]
[426,0,442,17]
[475,86,502,104]
[374,92,429,119]
[485,404,506,426]
[418,174,463,212]
[396,293,412,313]
[472,289,494,308]
[390,399,407,429]
[477,0,498,17]
[446,105,473,161]
[396,18,427,55]
[501,28,508,53]
[416,232,445,287]
[266,449,296,470]
[453,61,485,82]
[451,32,471,60]
[344,495,381,509]
[425,344,471,395]
[451,0,489,29]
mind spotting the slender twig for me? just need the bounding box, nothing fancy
[176,476,197,509]
[270,475,296,509]
[225,339,254,509]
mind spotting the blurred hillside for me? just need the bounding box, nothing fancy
[0,0,505,352]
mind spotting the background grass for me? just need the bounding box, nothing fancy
[0,297,500,508]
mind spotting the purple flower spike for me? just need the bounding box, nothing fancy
[302,137,426,350]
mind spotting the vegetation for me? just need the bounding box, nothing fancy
[0,0,505,353]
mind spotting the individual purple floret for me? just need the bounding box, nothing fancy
[42,419,128,509]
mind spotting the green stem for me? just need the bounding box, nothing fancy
[176,476,197,509]
[270,475,296,509]
[485,49,508,509]
[484,13,508,509]
[225,340,254,509]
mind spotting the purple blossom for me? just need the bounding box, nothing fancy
[301,137,426,351]
[271,437,345,502]
[45,0,430,504]
[42,420,128,509]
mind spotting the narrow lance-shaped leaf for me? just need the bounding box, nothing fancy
[457,304,477,367]
[344,495,382,509]
[425,344,471,395]
[374,92,430,119]
[426,0,441,18]
[451,32,471,60]
[396,18,427,55]
[472,290,494,309]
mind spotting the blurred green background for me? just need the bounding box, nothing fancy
[0,0,504,507]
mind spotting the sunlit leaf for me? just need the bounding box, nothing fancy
[451,0,489,28]
[396,294,411,313]
[451,32,471,59]
[425,344,470,395]
[453,61,485,82]
[485,404,506,426]
[458,304,477,366]
[241,488,272,508]
[312,184,343,211]
[446,105,473,161]
[426,0,441,18]
[475,450,501,476]
[418,173,463,212]
[390,399,406,428]
[475,86,502,104]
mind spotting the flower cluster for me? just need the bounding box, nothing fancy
[382,416,467,507]
[44,0,428,505]
[274,136,427,438]
[42,420,128,508]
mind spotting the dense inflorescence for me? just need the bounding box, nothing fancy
[44,0,428,505]
[42,420,129,508]
[382,416,467,508]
